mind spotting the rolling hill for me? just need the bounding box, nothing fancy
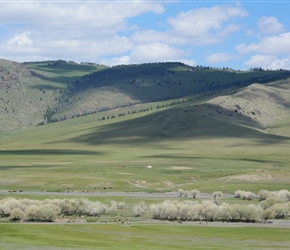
[1,58,290,133]
[1,61,290,192]
[52,63,290,122]
[0,59,60,130]
[0,59,104,130]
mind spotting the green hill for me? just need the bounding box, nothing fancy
[0,59,105,130]
[1,89,290,192]
[52,62,290,121]
[1,58,290,130]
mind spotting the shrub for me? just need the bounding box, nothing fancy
[178,189,185,198]
[150,200,178,220]
[258,189,290,201]
[200,200,219,221]
[234,190,256,200]
[260,197,288,210]
[133,201,147,217]
[0,204,10,217]
[189,189,200,199]
[212,191,223,204]
[258,189,271,201]
[226,204,262,222]
[264,203,289,219]
[24,204,57,222]
[10,208,25,221]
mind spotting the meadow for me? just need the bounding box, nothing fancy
[1,97,290,193]
[1,223,290,250]
[1,92,290,249]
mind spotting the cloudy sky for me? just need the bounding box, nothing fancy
[0,0,289,70]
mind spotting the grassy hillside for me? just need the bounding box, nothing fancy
[52,63,290,121]
[0,59,60,130]
[1,59,290,192]
[1,59,290,129]
[204,77,290,129]
[1,87,290,193]
[0,59,102,130]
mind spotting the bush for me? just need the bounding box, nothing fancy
[260,196,288,210]
[0,204,10,217]
[24,204,57,222]
[263,203,289,219]
[10,208,25,221]
[234,190,256,200]
[178,189,185,198]
[149,199,263,223]
[133,201,147,217]
[258,189,290,201]
[212,191,223,203]
[189,189,200,199]
[258,189,271,201]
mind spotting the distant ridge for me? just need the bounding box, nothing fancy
[1,58,290,131]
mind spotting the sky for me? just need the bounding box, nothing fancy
[0,0,290,70]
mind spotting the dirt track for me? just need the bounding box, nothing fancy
[0,190,234,199]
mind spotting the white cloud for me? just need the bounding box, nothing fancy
[236,32,290,55]
[7,32,32,46]
[244,54,290,70]
[0,2,164,30]
[1,34,133,63]
[206,52,237,64]
[0,2,253,67]
[257,16,284,35]
[167,4,247,45]
[100,56,131,66]
[130,42,183,63]
[0,1,164,62]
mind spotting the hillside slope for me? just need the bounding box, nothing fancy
[52,63,290,121]
[205,78,290,129]
[1,58,290,131]
[0,59,59,130]
[65,77,290,144]
[0,59,103,130]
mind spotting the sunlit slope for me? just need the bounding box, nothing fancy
[1,99,290,192]
[2,95,289,148]
[1,79,290,192]
[53,63,290,120]
[0,59,60,130]
[206,77,290,129]
[0,59,102,130]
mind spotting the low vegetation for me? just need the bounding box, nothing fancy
[0,197,125,222]
[1,189,289,224]
[1,58,290,248]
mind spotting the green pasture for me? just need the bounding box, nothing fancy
[25,61,106,84]
[1,98,290,193]
[1,223,290,249]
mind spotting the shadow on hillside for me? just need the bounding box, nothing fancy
[0,165,67,171]
[0,149,100,156]
[29,84,64,90]
[29,70,84,86]
[63,103,290,146]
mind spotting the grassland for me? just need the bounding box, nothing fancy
[1,223,290,250]
[1,64,290,249]
[1,95,290,193]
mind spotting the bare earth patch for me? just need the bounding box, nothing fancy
[171,166,192,170]
[118,172,135,175]
[35,162,72,165]
[222,174,273,183]
[126,180,147,188]
[163,181,175,187]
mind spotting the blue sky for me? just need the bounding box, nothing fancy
[0,0,289,70]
